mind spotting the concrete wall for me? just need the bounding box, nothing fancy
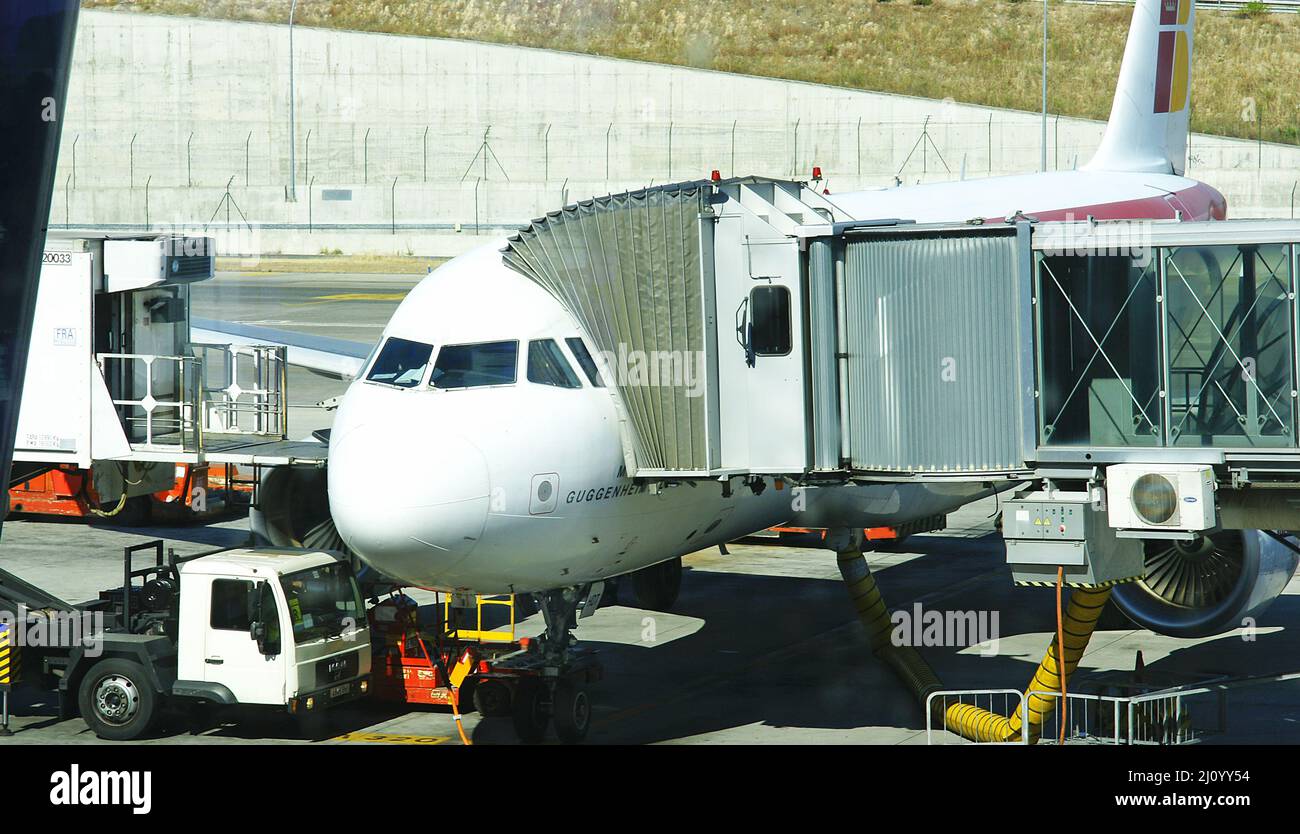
[50,10,1300,256]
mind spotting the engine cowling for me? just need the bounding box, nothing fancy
[1111,529,1299,638]
[250,465,334,547]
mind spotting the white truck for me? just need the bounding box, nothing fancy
[0,541,371,740]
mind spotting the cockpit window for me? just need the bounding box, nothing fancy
[565,337,605,387]
[431,340,518,389]
[366,337,433,388]
[528,339,582,388]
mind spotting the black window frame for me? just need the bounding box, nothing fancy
[527,339,583,389]
[429,339,520,390]
[365,336,434,388]
[210,578,254,631]
[749,285,793,356]
[565,337,606,387]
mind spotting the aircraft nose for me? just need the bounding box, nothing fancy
[328,421,491,583]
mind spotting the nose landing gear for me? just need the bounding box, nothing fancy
[476,583,603,744]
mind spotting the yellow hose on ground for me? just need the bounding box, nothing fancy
[834,546,1111,744]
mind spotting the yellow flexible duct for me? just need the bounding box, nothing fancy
[834,546,1111,744]
[1008,585,1111,743]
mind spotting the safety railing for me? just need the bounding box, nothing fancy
[97,343,289,456]
[925,689,1029,745]
[928,672,1300,745]
[192,343,288,439]
[442,593,519,644]
[96,352,203,451]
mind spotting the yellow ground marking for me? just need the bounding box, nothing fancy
[313,292,409,301]
[331,731,450,745]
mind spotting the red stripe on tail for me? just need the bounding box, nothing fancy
[1153,30,1175,114]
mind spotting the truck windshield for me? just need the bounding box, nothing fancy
[279,563,365,643]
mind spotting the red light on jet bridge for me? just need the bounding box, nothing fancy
[811,166,823,181]
[710,169,722,182]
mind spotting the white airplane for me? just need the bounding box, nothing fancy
[238,0,1285,662]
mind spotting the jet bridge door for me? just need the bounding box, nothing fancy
[711,216,809,474]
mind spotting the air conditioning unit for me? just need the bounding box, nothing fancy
[1106,464,1215,532]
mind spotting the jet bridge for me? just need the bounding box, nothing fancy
[503,178,1300,497]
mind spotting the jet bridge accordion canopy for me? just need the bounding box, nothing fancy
[502,184,712,474]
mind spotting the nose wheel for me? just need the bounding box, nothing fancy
[487,584,603,744]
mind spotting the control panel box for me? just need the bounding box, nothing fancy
[1004,491,1144,586]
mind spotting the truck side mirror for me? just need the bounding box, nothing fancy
[247,581,281,656]
[247,582,264,622]
[249,620,267,653]
[247,581,271,654]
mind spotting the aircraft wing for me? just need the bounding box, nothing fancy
[191,317,372,380]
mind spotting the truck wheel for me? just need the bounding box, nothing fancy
[78,658,160,741]
[511,679,549,744]
[631,557,682,611]
[472,679,512,718]
[552,680,591,744]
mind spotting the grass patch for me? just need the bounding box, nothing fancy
[83,0,1300,145]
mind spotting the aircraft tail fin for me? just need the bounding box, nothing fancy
[1085,0,1194,175]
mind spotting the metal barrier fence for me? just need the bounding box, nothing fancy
[55,115,1300,196]
[927,672,1300,745]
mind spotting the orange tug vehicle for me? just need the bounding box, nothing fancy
[9,462,251,524]
[368,593,601,744]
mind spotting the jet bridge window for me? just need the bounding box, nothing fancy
[565,337,605,387]
[1037,254,1163,447]
[1164,243,1295,447]
[430,340,518,389]
[366,337,433,388]
[750,285,792,356]
[528,339,582,388]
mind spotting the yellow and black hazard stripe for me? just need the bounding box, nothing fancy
[0,624,18,688]
[1014,575,1144,590]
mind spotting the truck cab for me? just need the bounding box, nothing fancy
[52,545,371,740]
[173,549,372,713]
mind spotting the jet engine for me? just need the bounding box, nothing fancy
[1111,529,1299,638]
[250,464,351,555]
